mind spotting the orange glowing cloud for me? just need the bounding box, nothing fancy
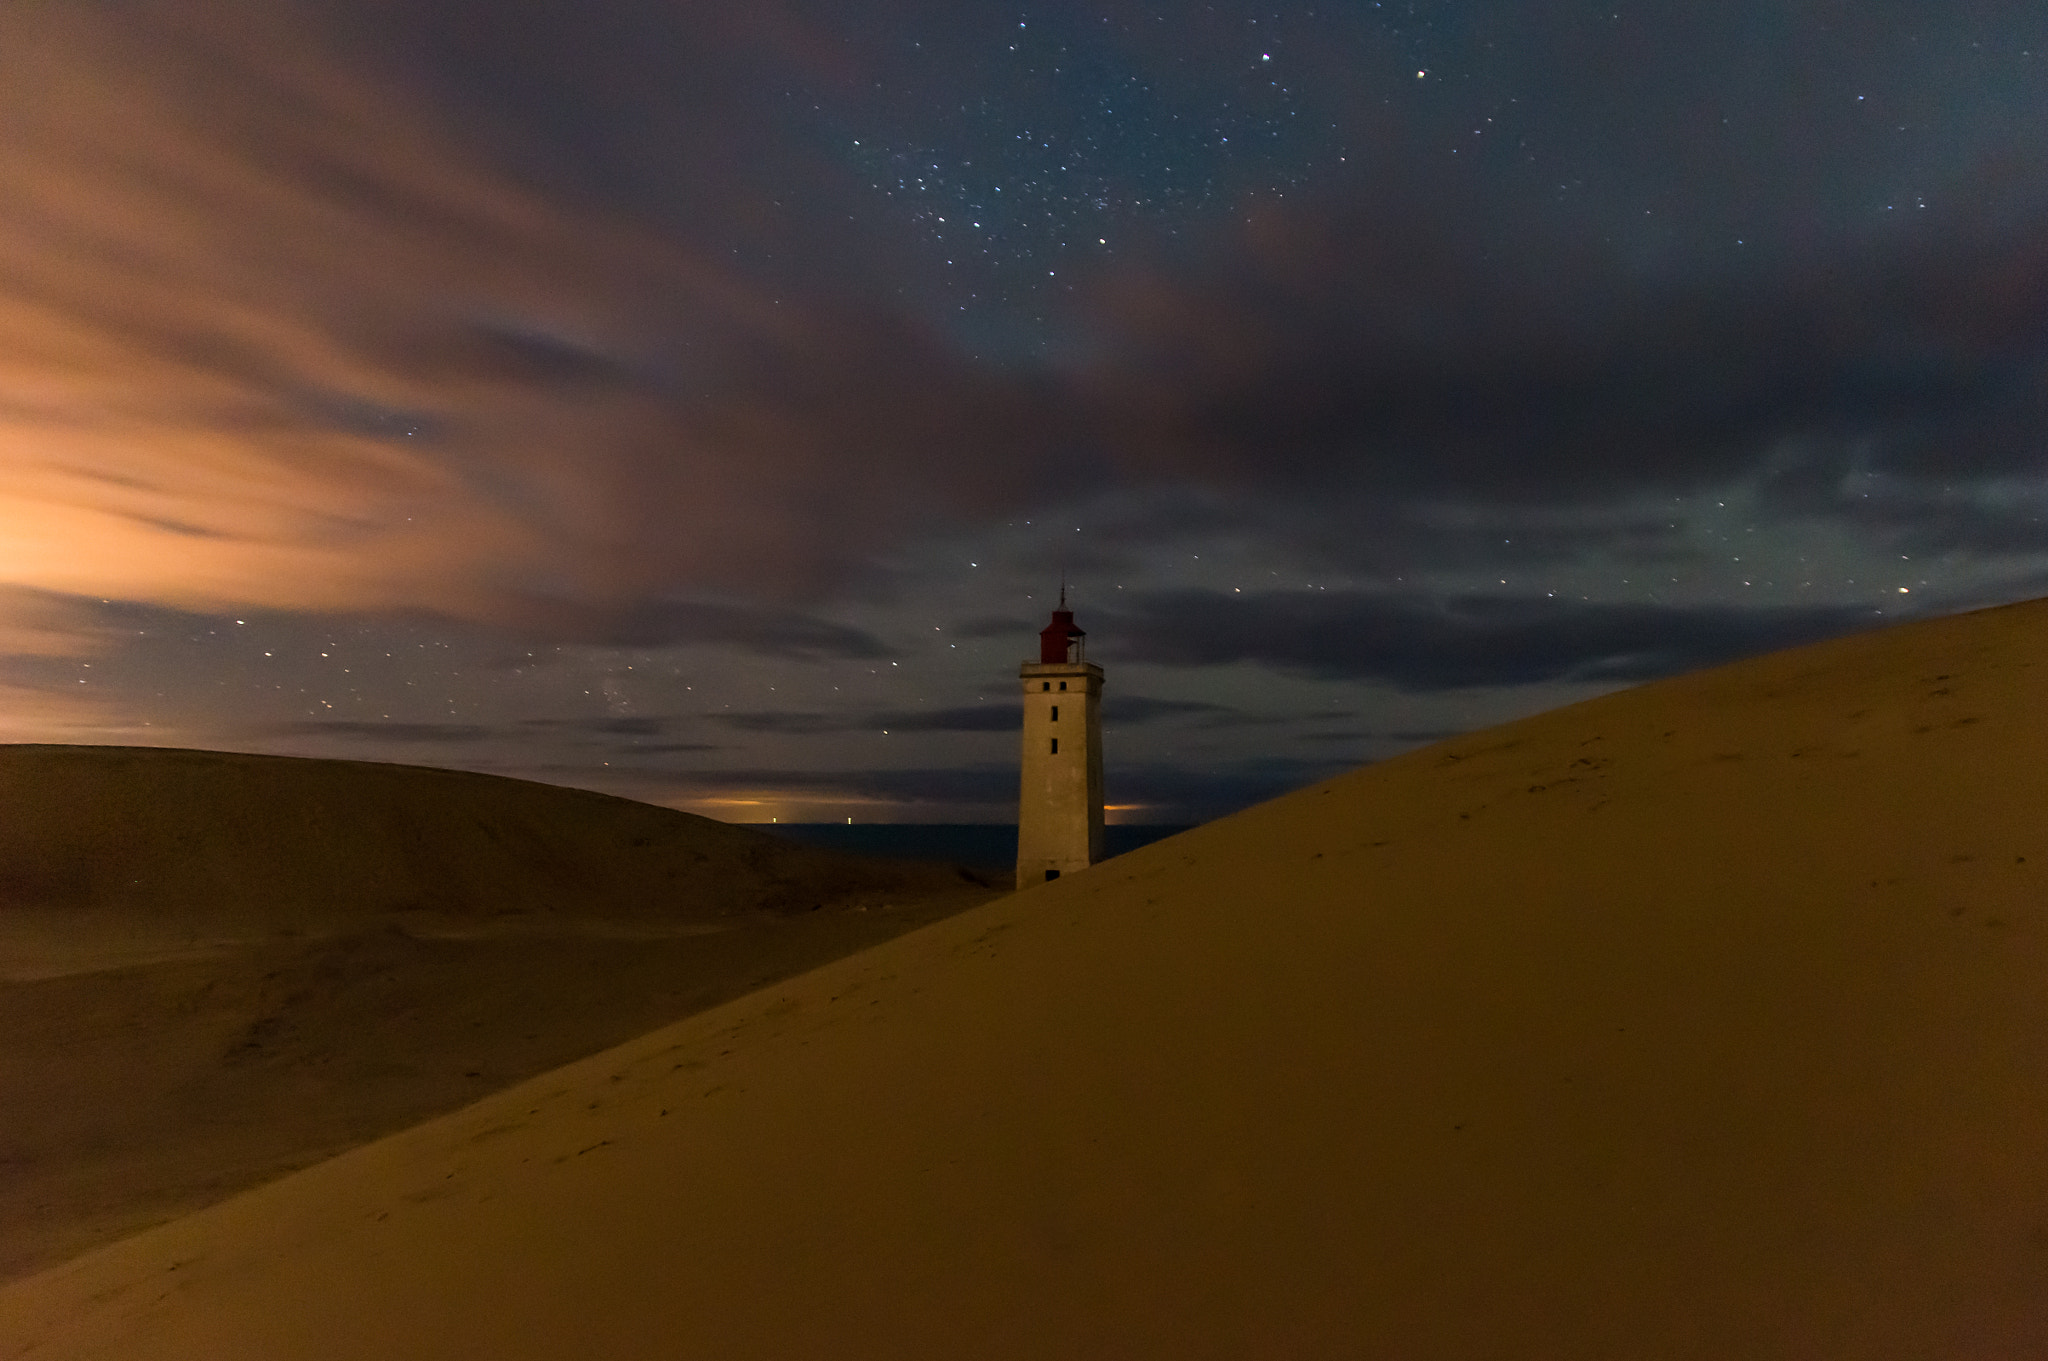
[0,2,1068,642]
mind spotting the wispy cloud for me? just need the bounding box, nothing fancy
[8,0,2045,651]
[707,694,1234,735]
[272,720,495,742]
[1104,589,1879,690]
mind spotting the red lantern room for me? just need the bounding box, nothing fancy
[1038,597,1086,664]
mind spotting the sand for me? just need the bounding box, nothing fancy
[3,600,2046,1357]
[0,748,996,1280]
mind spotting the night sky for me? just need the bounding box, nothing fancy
[4,1,2047,822]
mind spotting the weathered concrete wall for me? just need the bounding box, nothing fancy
[1015,661,1104,889]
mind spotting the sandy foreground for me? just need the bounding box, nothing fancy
[4,602,2047,1357]
[0,749,995,1280]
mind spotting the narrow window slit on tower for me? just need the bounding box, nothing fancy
[1050,737,1059,754]
[1050,705,1059,721]
[1059,681,1067,691]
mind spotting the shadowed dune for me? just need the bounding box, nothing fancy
[5,600,2048,1357]
[0,747,997,1280]
[0,746,981,948]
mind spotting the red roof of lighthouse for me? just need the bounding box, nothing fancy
[1038,605,1085,664]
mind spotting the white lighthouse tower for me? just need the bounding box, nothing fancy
[1015,589,1104,889]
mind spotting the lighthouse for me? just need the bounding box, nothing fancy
[1015,590,1104,888]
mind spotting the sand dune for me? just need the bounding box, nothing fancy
[0,747,995,1280]
[5,601,2048,1357]
[0,746,981,963]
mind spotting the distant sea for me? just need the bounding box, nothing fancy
[756,824,1197,873]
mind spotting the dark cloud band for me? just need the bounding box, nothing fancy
[1102,589,1879,690]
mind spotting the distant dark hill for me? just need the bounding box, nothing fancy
[0,745,986,929]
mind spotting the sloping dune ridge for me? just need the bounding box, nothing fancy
[0,748,994,1280]
[0,745,974,949]
[5,600,2048,1358]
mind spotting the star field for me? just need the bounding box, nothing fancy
[2,0,2047,821]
